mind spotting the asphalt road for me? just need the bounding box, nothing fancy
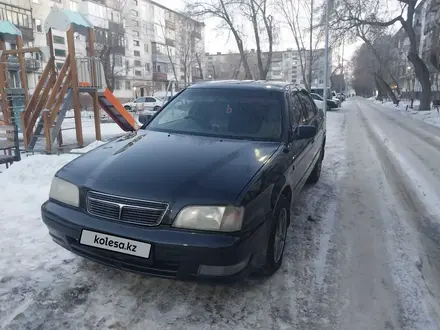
[2,99,440,330]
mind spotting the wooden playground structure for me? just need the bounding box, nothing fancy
[0,8,139,154]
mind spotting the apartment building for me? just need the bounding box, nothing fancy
[1,0,205,101]
[204,48,330,88]
[391,0,439,96]
[0,0,40,88]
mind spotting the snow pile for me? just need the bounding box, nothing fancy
[372,99,440,128]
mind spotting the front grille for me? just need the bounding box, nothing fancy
[86,191,168,226]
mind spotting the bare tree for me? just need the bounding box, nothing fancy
[186,0,253,79]
[350,44,376,96]
[95,0,132,92]
[276,0,326,89]
[240,0,275,79]
[331,0,432,109]
[155,17,179,83]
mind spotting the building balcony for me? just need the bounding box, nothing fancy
[166,38,175,47]
[152,53,169,63]
[153,72,168,81]
[7,57,40,71]
[165,19,176,30]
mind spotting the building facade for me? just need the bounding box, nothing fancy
[204,48,331,89]
[391,0,439,98]
[1,0,205,101]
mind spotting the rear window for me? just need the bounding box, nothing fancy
[145,88,283,141]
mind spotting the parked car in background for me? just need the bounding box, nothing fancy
[123,96,162,112]
[310,93,338,110]
[310,93,325,110]
[41,81,326,281]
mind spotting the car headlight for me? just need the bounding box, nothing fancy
[49,177,80,207]
[172,206,245,232]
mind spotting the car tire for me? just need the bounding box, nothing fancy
[124,105,131,111]
[153,106,161,112]
[307,149,324,184]
[259,196,289,276]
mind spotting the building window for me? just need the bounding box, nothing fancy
[54,49,66,57]
[34,19,43,32]
[125,60,130,72]
[133,40,140,47]
[133,20,139,27]
[146,63,150,71]
[125,80,131,90]
[53,36,65,44]
[134,30,140,37]
[135,70,142,76]
[134,60,141,66]
[134,50,140,57]
[131,10,138,16]
[0,5,32,29]
[115,55,122,67]
[56,62,64,69]
[134,0,138,5]
[144,43,149,53]
[115,80,121,90]
[70,1,78,11]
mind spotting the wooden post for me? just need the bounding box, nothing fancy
[16,36,29,105]
[46,28,55,59]
[88,27,101,141]
[0,39,10,123]
[43,109,51,153]
[67,26,83,147]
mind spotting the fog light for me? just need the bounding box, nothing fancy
[198,256,250,276]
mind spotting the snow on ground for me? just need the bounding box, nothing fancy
[372,98,440,128]
[2,101,440,329]
[0,110,347,329]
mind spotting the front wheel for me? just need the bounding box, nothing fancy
[259,196,289,276]
[124,105,131,111]
[153,106,161,112]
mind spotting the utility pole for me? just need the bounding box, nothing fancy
[323,0,330,111]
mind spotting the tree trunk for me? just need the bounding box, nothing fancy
[195,53,204,80]
[249,2,264,79]
[374,75,386,101]
[377,75,398,104]
[400,4,431,110]
[408,52,432,110]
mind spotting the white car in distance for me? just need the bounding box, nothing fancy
[310,93,325,110]
[122,96,162,113]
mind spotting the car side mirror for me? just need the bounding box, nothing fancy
[294,125,316,140]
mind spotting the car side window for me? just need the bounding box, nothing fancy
[145,97,156,103]
[134,97,145,103]
[288,92,301,129]
[298,93,317,122]
[291,92,308,125]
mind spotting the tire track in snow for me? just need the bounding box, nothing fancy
[357,101,440,329]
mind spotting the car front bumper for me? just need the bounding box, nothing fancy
[41,201,270,281]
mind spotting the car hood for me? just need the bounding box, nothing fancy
[58,130,280,205]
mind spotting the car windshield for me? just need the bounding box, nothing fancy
[144,88,283,141]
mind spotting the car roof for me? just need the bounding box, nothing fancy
[187,80,308,93]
